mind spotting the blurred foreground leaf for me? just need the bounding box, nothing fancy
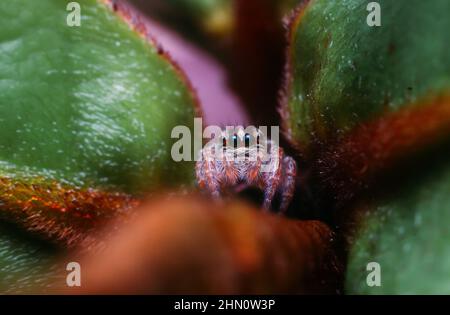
[64,197,342,294]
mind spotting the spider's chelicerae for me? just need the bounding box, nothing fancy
[196,127,297,213]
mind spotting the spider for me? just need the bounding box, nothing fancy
[196,127,297,214]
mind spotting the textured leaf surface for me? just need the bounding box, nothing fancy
[281,0,450,294]
[346,150,450,294]
[0,223,65,294]
[0,222,63,293]
[282,0,450,151]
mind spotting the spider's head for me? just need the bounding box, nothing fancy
[221,126,267,159]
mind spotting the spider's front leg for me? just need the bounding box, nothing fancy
[262,180,278,211]
[278,155,297,213]
[196,156,221,199]
[261,147,283,212]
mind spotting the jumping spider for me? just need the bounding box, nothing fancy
[196,127,297,213]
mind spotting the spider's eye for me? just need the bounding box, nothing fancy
[257,135,260,145]
[222,137,227,148]
[244,134,250,147]
[232,134,238,148]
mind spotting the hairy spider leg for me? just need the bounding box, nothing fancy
[261,146,283,211]
[278,155,297,213]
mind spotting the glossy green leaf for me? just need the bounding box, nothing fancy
[0,0,199,293]
[0,0,198,194]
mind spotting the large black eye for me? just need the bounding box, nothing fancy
[232,134,238,148]
[222,137,227,148]
[257,135,260,145]
[244,134,250,147]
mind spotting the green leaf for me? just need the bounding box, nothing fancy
[346,148,450,294]
[0,0,198,194]
[282,0,450,151]
[0,222,63,293]
[0,0,199,293]
[281,0,450,294]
